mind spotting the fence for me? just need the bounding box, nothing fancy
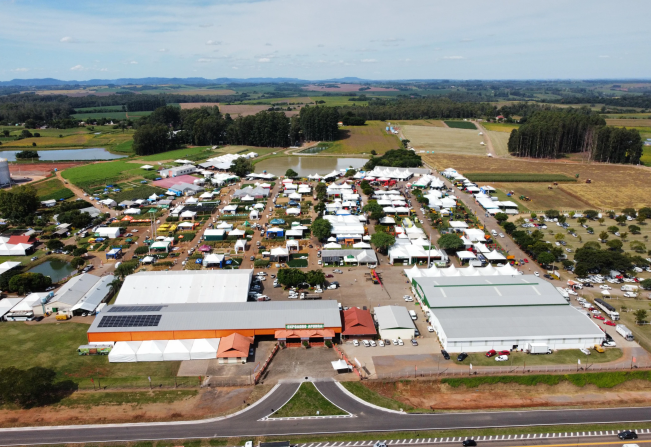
[78,375,202,391]
[254,342,280,384]
[371,362,651,381]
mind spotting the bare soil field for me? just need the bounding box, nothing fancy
[363,379,651,411]
[487,182,591,211]
[0,385,270,428]
[424,153,651,210]
[179,102,221,109]
[302,83,398,92]
[325,121,400,154]
[482,122,519,133]
[402,126,485,156]
[606,119,651,127]
[9,162,83,177]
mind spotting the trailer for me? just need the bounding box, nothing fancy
[594,298,620,320]
[620,285,639,292]
[300,293,322,300]
[616,324,634,341]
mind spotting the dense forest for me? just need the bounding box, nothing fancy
[507,109,643,163]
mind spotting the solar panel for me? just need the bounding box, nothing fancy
[109,306,164,313]
[98,315,162,328]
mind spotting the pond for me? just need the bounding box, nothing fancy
[28,259,77,283]
[0,148,126,162]
[255,156,368,177]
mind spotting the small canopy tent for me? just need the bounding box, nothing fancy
[323,242,342,249]
[234,239,247,253]
[163,339,193,361]
[353,242,372,249]
[331,359,352,372]
[108,341,142,363]
[190,338,221,360]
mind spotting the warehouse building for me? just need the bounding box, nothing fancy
[87,301,342,348]
[374,306,415,340]
[411,275,605,353]
[40,274,115,316]
[114,270,254,305]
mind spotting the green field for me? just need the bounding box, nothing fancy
[452,349,622,367]
[324,121,400,154]
[140,146,214,161]
[71,111,152,120]
[0,126,135,152]
[74,105,125,112]
[444,120,477,130]
[61,159,144,188]
[271,382,347,418]
[487,131,511,156]
[0,323,181,389]
[402,125,485,155]
[309,96,369,107]
[641,146,651,166]
[33,177,74,201]
[464,173,577,182]
[482,122,520,133]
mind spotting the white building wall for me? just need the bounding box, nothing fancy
[443,336,604,353]
[378,328,415,341]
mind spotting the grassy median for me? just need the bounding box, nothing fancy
[270,382,347,418]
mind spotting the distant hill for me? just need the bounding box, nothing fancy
[0,77,372,87]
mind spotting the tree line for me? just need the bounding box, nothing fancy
[507,108,643,164]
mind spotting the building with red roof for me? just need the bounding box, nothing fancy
[341,307,377,339]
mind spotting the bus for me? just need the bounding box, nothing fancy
[594,298,620,321]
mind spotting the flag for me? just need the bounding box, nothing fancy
[148,376,151,382]
[578,359,581,365]
[90,378,94,383]
[633,357,637,363]
[470,363,473,370]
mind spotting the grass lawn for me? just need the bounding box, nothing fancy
[444,120,477,130]
[490,183,590,212]
[392,120,445,127]
[54,389,197,408]
[308,96,368,107]
[443,370,649,388]
[32,177,74,201]
[487,131,511,156]
[324,121,400,155]
[482,122,520,133]
[452,348,623,367]
[641,146,651,167]
[61,160,144,188]
[139,146,215,161]
[341,382,415,412]
[0,323,181,389]
[270,382,347,418]
[403,126,484,156]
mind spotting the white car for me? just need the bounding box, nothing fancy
[378,340,385,347]
[555,242,561,246]
[580,348,591,355]
[257,272,267,276]
[603,340,616,347]
[600,285,611,290]
[353,340,360,347]
[534,271,539,277]
[370,340,377,347]
[362,340,371,347]
[398,339,404,346]
[427,326,434,332]
[404,296,414,302]
[318,260,322,265]
[499,233,505,238]
[591,309,601,314]
[495,355,509,362]
[392,339,399,346]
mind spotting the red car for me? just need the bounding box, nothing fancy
[604,320,617,326]
[325,274,334,278]
[498,350,510,356]
[523,258,529,263]
[593,315,605,321]
[485,349,497,357]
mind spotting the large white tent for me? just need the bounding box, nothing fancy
[136,340,167,362]
[108,341,142,363]
[190,338,221,360]
[163,339,193,361]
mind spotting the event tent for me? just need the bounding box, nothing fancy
[136,340,167,362]
[190,338,221,360]
[108,341,142,363]
[163,340,193,361]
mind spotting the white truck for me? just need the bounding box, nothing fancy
[555,287,570,301]
[621,285,639,292]
[526,343,552,355]
[616,324,634,341]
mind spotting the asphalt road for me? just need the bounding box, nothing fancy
[1,382,651,446]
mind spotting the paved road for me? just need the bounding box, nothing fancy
[2,382,651,445]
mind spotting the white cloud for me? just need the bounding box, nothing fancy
[11,68,29,72]
[258,57,270,62]
[70,64,85,71]
[461,38,473,42]
[206,40,221,46]
[60,36,75,43]
[130,61,138,64]
[100,68,108,72]
[159,48,169,52]
[599,55,610,58]
[361,59,377,63]
[199,23,213,28]
[232,66,238,70]
[197,58,212,63]
[443,56,465,59]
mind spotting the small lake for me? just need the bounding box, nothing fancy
[28,259,77,283]
[255,156,368,177]
[0,148,126,162]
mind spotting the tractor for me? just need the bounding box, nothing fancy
[519,195,531,202]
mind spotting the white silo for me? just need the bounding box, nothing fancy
[0,159,11,186]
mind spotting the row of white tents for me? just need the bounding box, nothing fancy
[108,338,220,363]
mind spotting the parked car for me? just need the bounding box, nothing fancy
[362,340,371,347]
[485,349,497,357]
[495,355,509,361]
[604,320,617,327]
[370,340,377,347]
[392,339,399,346]
[427,326,434,332]
[603,340,617,347]
[378,340,385,347]
[441,350,451,360]
[411,339,418,346]
[457,352,468,362]
[462,440,477,447]
[580,347,591,355]
[353,340,359,347]
[397,339,404,346]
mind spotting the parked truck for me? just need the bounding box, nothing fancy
[556,287,570,301]
[526,343,552,354]
[616,324,634,341]
[621,285,639,292]
[300,293,322,300]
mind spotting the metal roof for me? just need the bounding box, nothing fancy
[322,249,377,263]
[374,306,414,330]
[414,275,568,308]
[433,305,605,341]
[114,270,254,305]
[52,273,108,306]
[88,301,342,333]
[72,275,114,312]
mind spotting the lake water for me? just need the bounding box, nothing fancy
[0,148,126,161]
[255,156,368,177]
[28,259,77,283]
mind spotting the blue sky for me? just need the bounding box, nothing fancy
[1,0,649,81]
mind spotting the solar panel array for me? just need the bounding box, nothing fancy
[109,306,164,313]
[98,315,162,328]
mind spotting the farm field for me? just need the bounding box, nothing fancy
[605,119,651,127]
[392,120,445,127]
[0,126,135,152]
[179,102,220,109]
[402,126,485,156]
[641,146,651,166]
[444,120,477,130]
[487,131,511,156]
[464,173,576,182]
[218,104,272,117]
[61,159,144,188]
[308,96,368,107]
[424,153,651,210]
[74,105,124,112]
[242,97,313,105]
[324,121,400,155]
[301,83,398,92]
[70,111,151,120]
[489,183,591,211]
[32,177,74,201]
[482,122,520,133]
[139,146,215,162]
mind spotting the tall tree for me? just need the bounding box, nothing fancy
[0,185,39,224]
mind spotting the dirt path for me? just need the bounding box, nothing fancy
[473,121,496,157]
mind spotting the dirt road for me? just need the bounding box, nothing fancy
[473,120,497,157]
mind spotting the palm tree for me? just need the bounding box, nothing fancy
[109,278,123,295]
